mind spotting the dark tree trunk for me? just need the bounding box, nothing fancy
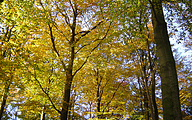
[96,69,102,119]
[60,62,74,120]
[144,91,149,120]
[149,0,182,119]
[137,76,144,114]
[146,38,159,120]
[0,83,10,120]
[151,70,159,120]
[60,4,76,119]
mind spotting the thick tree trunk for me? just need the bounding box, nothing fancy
[60,20,75,119]
[60,5,76,118]
[150,0,182,119]
[0,83,10,120]
[60,71,73,120]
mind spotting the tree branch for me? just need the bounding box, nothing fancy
[53,23,69,42]
[33,70,61,114]
[102,79,125,112]
[48,24,67,71]
[73,22,111,77]
[75,39,102,54]
[148,0,158,22]
[100,77,110,98]
[72,42,101,77]
[76,20,105,42]
[55,2,71,27]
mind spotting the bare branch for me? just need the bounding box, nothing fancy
[55,2,71,27]
[75,21,112,54]
[1,26,14,57]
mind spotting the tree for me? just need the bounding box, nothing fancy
[149,0,182,119]
[22,0,112,119]
[103,0,185,119]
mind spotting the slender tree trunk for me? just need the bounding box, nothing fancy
[145,77,155,120]
[149,0,182,119]
[0,82,10,120]
[89,102,92,119]
[143,67,154,120]
[151,70,159,120]
[146,37,159,120]
[97,90,101,119]
[40,106,46,120]
[137,76,144,114]
[68,100,72,120]
[144,91,149,120]
[96,69,101,119]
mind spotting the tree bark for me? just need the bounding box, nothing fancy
[149,0,182,119]
[60,50,74,120]
[146,38,159,120]
[151,70,159,120]
[144,90,149,120]
[60,3,76,119]
[96,69,102,119]
[0,82,10,120]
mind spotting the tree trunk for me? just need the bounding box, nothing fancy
[144,91,149,120]
[60,6,76,119]
[143,66,154,120]
[146,38,159,120]
[0,82,10,120]
[137,76,144,114]
[151,70,159,120]
[60,71,73,120]
[40,106,46,120]
[96,69,102,119]
[150,0,182,119]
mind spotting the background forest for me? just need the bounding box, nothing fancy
[0,0,191,120]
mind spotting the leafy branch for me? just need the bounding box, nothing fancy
[48,24,67,72]
[33,70,61,114]
[75,20,106,42]
[102,79,125,113]
[72,22,112,77]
